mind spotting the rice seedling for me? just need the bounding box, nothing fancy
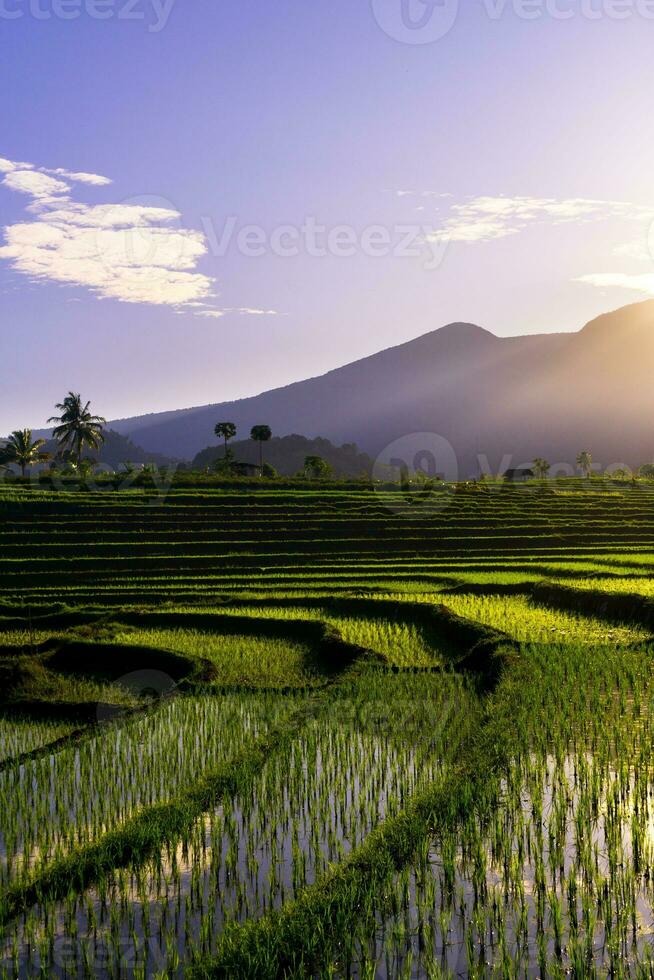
[559,576,654,597]
[0,693,294,890]
[0,715,78,764]
[441,593,647,644]
[2,482,654,976]
[119,609,441,668]
[112,628,320,687]
[0,673,478,977]
[328,641,654,977]
[0,631,54,648]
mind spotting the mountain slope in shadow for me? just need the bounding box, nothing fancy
[108,299,654,473]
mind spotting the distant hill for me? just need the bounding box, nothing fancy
[65,300,654,473]
[193,434,372,477]
[40,429,176,469]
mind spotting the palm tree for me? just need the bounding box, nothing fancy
[48,393,106,467]
[250,425,272,474]
[532,458,550,480]
[214,422,237,459]
[576,450,593,479]
[0,430,50,477]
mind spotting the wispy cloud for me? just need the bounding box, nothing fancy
[395,190,454,199]
[3,169,71,203]
[612,240,651,261]
[194,307,281,319]
[0,156,113,186]
[405,193,654,245]
[47,168,112,186]
[0,155,279,318]
[575,273,654,297]
[400,190,654,299]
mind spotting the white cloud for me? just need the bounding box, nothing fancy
[0,157,33,173]
[429,218,519,245]
[0,154,218,310]
[232,307,280,316]
[612,239,652,262]
[195,306,280,318]
[43,202,181,228]
[575,273,654,296]
[0,157,110,185]
[418,194,654,246]
[3,169,70,199]
[46,168,111,186]
[573,212,654,295]
[395,190,453,199]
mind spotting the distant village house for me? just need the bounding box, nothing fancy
[503,467,534,482]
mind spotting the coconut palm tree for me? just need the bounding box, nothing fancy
[0,430,50,477]
[576,450,593,479]
[214,422,237,459]
[48,393,106,467]
[250,425,272,474]
[532,458,550,479]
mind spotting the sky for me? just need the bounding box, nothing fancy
[2,0,654,432]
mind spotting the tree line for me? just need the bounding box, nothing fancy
[0,393,105,477]
[0,398,331,481]
[525,452,653,481]
[2,399,654,483]
[213,421,333,478]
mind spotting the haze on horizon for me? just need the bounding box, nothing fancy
[2,0,654,433]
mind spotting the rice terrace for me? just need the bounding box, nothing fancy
[3,469,654,977]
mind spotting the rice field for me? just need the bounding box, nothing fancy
[0,715,78,764]
[112,628,320,688]
[1,479,654,976]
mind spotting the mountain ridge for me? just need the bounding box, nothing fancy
[37,299,654,472]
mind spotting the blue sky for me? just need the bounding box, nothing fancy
[2,0,654,431]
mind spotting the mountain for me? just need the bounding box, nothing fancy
[40,429,177,469]
[103,299,654,474]
[193,434,372,477]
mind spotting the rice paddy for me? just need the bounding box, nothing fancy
[1,478,654,976]
[0,715,78,764]
[112,629,320,688]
